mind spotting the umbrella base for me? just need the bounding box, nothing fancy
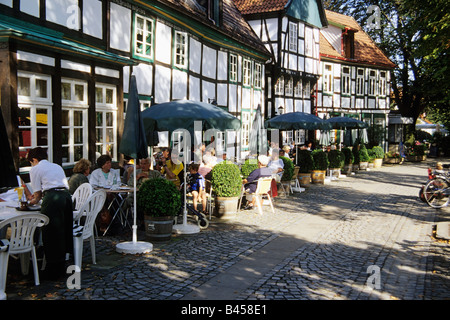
[173,222,200,234]
[116,241,153,254]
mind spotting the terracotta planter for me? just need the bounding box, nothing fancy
[359,162,369,170]
[373,158,383,168]
[214,196,239,219]
[311,170,326,184]
[298,172,311,187]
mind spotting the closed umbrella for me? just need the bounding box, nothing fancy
[265,112,332,131]
[142,100,241,234]
[0,110,18,190]
[116,75,153,255]
[319,130,330,146]
[248,106,267,156]
[360,128,369,144]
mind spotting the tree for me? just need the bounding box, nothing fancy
[324,0,450,129]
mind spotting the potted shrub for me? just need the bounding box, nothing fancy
[280,156,294,194]
[137,178,181,242]
[352,142,360,171]
[240,158,258,179]
[311,149,328,184]
[342,147,354,175]
[372,146,384,168]
[211,161,242,219]
[358,144,370,170]
[407,143,427,161]
[327,149,344,178]
[296,149,314,187]
[384,151,403,164]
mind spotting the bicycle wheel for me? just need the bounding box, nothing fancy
[424,177,450,209]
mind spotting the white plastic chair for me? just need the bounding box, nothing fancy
[0,213,49,300]
[72,183,93,222]
[73,189,106,270]
[290,166,304,193]
[239,177,275,215]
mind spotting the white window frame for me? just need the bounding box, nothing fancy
[134,14,154,60]
[243,58,252,87]
[356,68,365,96]
[254,63,262,89]
[61,78,88,165]
[295,129,305,145]
[289,22,298,52]
[323,63,333,94]
[294,80,302,97]
[95,84,117,160]
[275,76,284,95]
[285,77,294,96]
[241,112,250,149]
[379,71,387,96]
[17,72,53,172]
[174,31,188,69]
[341,66,351,95]
[368,69,377,96]
[303,80,310,98]
[229,54,238,82]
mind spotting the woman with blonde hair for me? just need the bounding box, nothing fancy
[68,158,91,194]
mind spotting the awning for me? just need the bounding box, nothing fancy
[0,13,135,66]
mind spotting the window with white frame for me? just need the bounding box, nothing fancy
[174,31,188,69]
[341,66,351,95]
[285,77,294,96]
[229,54,237,82]
[379,71,387,96]
[294,80,302,97]
[61,79,88,165]
[254,63,262,88]
[295,130,305,145]
[323,63,333,94]
[368,69,377,96]
[289,22,298,52]
[95,84,117,160]
[282,131,293,146]
[356,68,365,95]
[243,58,252,87]
[275,76,284,95]
[134,14,154,60]
[17,72,52,170]
[303,80,310,98]
[241,112,250,149]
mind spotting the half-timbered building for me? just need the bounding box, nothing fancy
[317,10,396,149]
[0,0,270,176]
[233,0,328,145]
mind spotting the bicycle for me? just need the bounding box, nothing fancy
[423,164,450,209]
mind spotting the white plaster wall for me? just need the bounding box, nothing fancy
[83,0,102,39]
[189,76,201,101]
[202,45,217,79]
[189,38,201,74]
[217,51,228,81]
[21,0,39,17]
[109,3,130,52]
[46,0,79,30]
[133,64,153,96]
[154,65,171,103]
[172,69,187,100]
[155,21,171,65]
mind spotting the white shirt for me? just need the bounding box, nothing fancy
[268,158,284,174]
[89,168,120,187]
[30,160,69,192]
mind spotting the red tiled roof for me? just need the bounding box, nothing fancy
[233,0,289,15]
[156,0,270,57]
[321,10,395,69]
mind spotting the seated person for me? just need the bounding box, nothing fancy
[68,158,91,194]
[187,163,207,213]
[127,157,161,188]
[160,149,184,189]
[242,155,272,210]
[267,149,284,182]
[89,154,120,188]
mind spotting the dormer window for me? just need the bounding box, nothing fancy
[342,29,355,59]
[194,0,221,26]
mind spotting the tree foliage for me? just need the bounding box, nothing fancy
[324,0,450,129]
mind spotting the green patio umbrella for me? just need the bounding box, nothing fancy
[248,106,267,156]
[141,99,241,234]
[0,110,18,191]
[325,116,368,129]
[265,112,332,131]
[116,75,153,255]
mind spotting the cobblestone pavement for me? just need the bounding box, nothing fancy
[4,157,449,301]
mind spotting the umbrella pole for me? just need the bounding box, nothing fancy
[173,138,200,235]
[116,158,153,254]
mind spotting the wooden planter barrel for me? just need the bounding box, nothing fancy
[311,170,326,184]
[144,215,174,242]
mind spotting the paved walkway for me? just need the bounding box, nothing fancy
[4,157,449,301]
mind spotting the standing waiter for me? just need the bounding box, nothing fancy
[27,147,73,279]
